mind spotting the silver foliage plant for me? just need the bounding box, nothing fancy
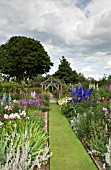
[0,128,52,170]
[1,142,52,170]
[105,138,111,168]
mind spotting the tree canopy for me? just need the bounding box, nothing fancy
[53,56,78,84]
[0,36,53,82]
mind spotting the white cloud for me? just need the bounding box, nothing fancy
[107,61,111,66]
[0,0,111,80]
[75,10,111,47]
[104,60,111,70]
[85,0,111,17]
[81,66,95,73]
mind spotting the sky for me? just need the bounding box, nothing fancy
[0,0,111,80]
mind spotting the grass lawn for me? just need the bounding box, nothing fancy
[49,103,98,170]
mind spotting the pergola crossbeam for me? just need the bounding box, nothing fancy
[41,76,63,92]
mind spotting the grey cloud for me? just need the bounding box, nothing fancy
[0,0,111,80]
[75,10,111,52]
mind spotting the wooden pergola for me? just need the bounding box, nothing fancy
[41,76,63,92]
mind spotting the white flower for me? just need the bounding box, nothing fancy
[13,100,18,103]
[14,113,20,119]
[1,102,3,106]
[70,120,74,128]
[9,113,15,119]
[0,121,3,126]
[4,114,9,119]
[19,109,21,113]
[9,113,20,119]
[20,110,26,116]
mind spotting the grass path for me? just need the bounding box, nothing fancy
[49,103,97,170]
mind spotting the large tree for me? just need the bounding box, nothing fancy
[53,56,73,83]
[0,36,53,82]
[71,70,79,83]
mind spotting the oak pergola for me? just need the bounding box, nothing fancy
[41,76,63,92]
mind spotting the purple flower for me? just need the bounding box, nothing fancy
[93,100,97,103]
[18,99,41,108]
[68,99,73,103]
[73,98,77,103]
[70,86,93,102]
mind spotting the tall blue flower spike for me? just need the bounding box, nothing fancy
[69,86,93,103]
[88,88,93,96]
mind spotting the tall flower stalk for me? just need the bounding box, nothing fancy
[69,86,93,103]
[105,138,111,169]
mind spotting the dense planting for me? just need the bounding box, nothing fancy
[0,89,51,169]
[58,86,111,169]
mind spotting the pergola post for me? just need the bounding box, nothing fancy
[61,84,62,91]
[41,76,63,93]
[52,85,53,92]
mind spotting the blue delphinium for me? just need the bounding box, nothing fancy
[69,86,93,103]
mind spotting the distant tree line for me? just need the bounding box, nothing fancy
[0,36,111,88]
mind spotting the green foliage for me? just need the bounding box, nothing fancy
[0,82,15,93]
[0,88,50,168]
[43,93,50,103]
[53,56,88,85]
[61,100,97,118]
[0,70,3,82]
[0,36,53,82]
[86,121,108,161]
[53,56,73,83]
[0,128,9,165]
[41,93,50,112]
[60,103,75,118]
[0,82,29,96]
[0,117,48,166]
[76,73,88,87]
[27,109,44,126]
[33,75,45,83]
[59,87,111,165]
[29,87,43,94]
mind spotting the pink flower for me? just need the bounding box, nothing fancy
[4,105,14,111]
[105,111,109,115]
[102,108,108,111]
[4,105,9,109]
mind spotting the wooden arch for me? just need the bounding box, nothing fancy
[41,76,63,92]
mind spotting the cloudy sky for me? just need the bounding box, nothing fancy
[0,0,111,80]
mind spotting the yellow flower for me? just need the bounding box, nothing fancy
[58,97,72,106]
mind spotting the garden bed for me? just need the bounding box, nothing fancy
[58,86,111,170]
[34,111,50,170]
[0,91,51,170]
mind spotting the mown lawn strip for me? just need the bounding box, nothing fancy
[49,103,97,170]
